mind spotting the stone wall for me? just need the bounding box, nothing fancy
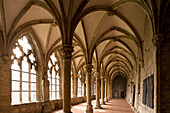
[10,102,42,113]
[0,56,11,113]
[160,34,170,113]
[125,16,156,113]
[136,16,156,113]
[126,80,133,104]
[112,76,126,98]
[1,96,95,113]
[159,6,170,113]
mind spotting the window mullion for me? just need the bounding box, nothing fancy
[50,70,52,100]
[28,61,31,102]
[55,70,57,99]
[20,61,22,103]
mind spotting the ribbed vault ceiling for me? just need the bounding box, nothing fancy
[0,0,159,81]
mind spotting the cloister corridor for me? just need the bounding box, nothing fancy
[53,99,134,113]
[0,0,170,113]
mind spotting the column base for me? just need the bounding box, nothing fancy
[105,98,109,103]
[85,109,93,113]
[94,106,102,109]
[94,101,102,109]
[85,104,93,113]
[101,102,106,105]
[43,102,51,113]
[101,99,106,105]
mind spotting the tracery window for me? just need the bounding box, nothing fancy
[11,36,37,105]
[48,53,60,100]
[78,71,82,97]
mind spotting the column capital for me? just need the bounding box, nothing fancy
[95,72,100,79]
[105,78,108,82]
[43,66,48,80]
[85,64,93,73]
[101,76,105,79]
[0,54,11,65]
[152,34,164,46]
[60,44,74,59]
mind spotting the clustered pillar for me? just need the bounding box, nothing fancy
[60,45,73,113]
[0,55,11,112]
[94,72,101,109]
[101,76,105,105]
[105,78,108,102]
[85,64,93,113]
[43,66,51,113]
[108,81,112,100]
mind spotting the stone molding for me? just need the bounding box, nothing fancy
[0,55,11,64]
[152,34,164,46]
[85,64,92,73]
[60,45,74,59]
[95,72,100,79]
[100,76,105,79]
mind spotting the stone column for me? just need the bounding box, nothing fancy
[85,64,93,113]
[105,78,108,102]
[43,67,51,113]
[0,55,11,113]
[94,72,101,109]
[73,72,77,98]
[91,76,94,96]
[83,73,86,101]
[108,81,111,100]
[110,82,112,99]
[152,34,163,113]
[37,66,44,102]
[60,45,73,113]
[59,68,62,99]
[101,76,105,104]
[107,81,110,100]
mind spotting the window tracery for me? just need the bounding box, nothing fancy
[11,36,37,105]
[48,53,60,100]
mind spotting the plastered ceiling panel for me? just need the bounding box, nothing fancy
[3,0,30,32]
[16,5,53,29]
[32,24,51,53]
[117,3,146,40]
[83,11,106,47]
[48,25,61,51]
[75,21,86,49]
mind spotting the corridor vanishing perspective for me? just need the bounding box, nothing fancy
[0,0,170,113]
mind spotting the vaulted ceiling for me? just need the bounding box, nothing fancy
[0,0,168,81]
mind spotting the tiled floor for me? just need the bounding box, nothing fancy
[53,98,134,113]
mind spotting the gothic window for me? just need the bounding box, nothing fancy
[11,36,37,105]
[48,53,60,100]
[78,71,82,97]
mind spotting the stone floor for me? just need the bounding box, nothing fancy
[53,98,134,113]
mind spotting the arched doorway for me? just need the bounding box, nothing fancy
[112,75,126,98]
